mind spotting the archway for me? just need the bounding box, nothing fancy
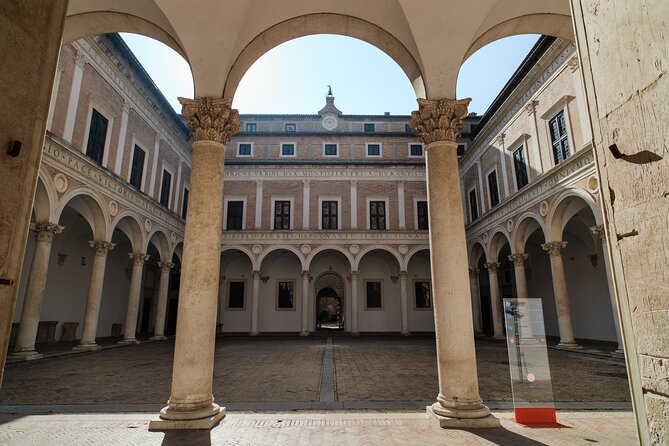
[314,272,345,331]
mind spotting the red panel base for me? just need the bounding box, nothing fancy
[513,407,560,427]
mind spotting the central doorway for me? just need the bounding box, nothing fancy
[315,272,345,331]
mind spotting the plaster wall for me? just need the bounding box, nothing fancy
[256,254,302,332]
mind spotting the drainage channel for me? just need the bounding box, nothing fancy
[317,337,336,405]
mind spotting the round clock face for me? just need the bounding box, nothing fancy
[322,115,338,130]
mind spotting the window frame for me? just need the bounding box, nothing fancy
[363,123,376,133]
[365,142,382,158]
[276,279,296,311]
[181,185,189,219]
[224,197,247,230]
[512,144,529,191]
[364,279,384,310]
[226,279,247,310]
[271,197,294,230]
[323,143,339,157]
[413,279,432,310]
[415,199,429,230]
[486,168,500,208]
[245,122,257,132]
[284,123,296,132]
[468,187,479,222]
[82,102,113,167]
[366,197,388,230]
[408,143,424,158]
[280,142,296,158]
[318,196,341,230]
[127,141,148,191]
[237,142,253,157]
[159,164,174,209]
[547,109,571,165]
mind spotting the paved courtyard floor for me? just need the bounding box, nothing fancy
[0,336,636,445]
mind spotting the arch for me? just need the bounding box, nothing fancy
[56,188,109,240]
[256,245,305,271]
[547,188,602,241]
[34,173,55,223]
[462,14,574,63]
[223,13,425,99]
[487,227,512,262]
[402,245,431,271]
[353,245,403,271]
[109,211,145,252]
[172,241,184,263]
[513,211,547,253]
[305,245,354,271]
[146,227,171,261]
[220,244,256,269]
[469,241,487,268]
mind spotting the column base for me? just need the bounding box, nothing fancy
[557,342,582,350]
[150,335,167,341]
[7,350,43,361]
[118,338,140,345]
[250,331,259,336]
[610,348,625,358]
[351,332,360,336]
[427,404,500,429]
[149,404,225,431]
[401,331,410,336]
[72,343,100,351]
[299,331,309,337]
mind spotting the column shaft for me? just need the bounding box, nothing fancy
[12,223,63,360]
[509,253,529,300]
[75,241,114,350]
[152,262,173,340]
[542,241,579,348]
[120,253,149,344]
[300,271,310,335]
[399,272,409,335]
[468,269,482,334]
[485,263,504,339]
[350,272,359,335]
[250,271,260,336]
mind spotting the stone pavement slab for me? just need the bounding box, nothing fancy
[0,410,638,445]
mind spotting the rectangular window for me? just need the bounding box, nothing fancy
[513,145,529,190]
[129,145,145,189]
[238,143,252,156]
[410,144,423,157]
[181,188,189,219]
[364,123,375,133]
[549,110,570,165]
[159,170,172,207]
[369,200,386,230]
[227,281,245,309]
[365,281,382,309]
[469,189,478,221]
[487,170,500,208]
[367,143,381,156]
[281,143,295,156]
[285,123,296,132]
[417,201,429,230]
[414,281,431,309]
[274,200,291,230]
[277,281,295,309]
[405,124,413,134]
[324,143,338,156]
[86,108,108,164]
[226,200,244,230]
[321,201,338,230]
[245,123,257,132]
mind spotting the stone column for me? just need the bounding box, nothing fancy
[300,270,310,336]
[409,98,497,428]
[10,222,63,360]
[399,271,409,335]
[468,268,482,334]
[542,241,580,349]
[151,262,174,340]
[508,253,529,299]
[591,225,624,355]
[151,97,240,430]
[250,270,260,336]
[484,262,504,339]
[74,241,115,351]
[119,252,150,344]
[350,271,359,335]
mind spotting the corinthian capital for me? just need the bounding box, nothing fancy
[508,253,528,266]
[541,241,567,257]
[178,97,241,144]
[157,261,175,272]
[129,252,150,266]
[89,240,115,256]
[484,262,500,273]
[408,98,471,144]
[31,221,64,243]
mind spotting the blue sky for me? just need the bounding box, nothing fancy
[120,33,539,116]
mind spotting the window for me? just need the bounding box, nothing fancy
[367,143,381,156]
[369,200,386,230]
[457,144,466,156]
[281,143,295,157]
[487,170,500,208]
[285,123,296,132]
[549,110,570,165]
[274,200,291,230]
[85,108,108,164]
[277,281,295,310]
[364,123,375,133]
[322,201,338,230]
[324,143,338,156]
[513,146,529,190]
[417,201,429,230]
[405,124,413,134]
[159,170,172,207]
[409,144,423,157]
[245,123,257,132]
[414,281,431,309]
[365,281,382,309]
[469,189,478,221]
[226,200,244,230]
[181,188,189,219]
[227,281,245,309]
[129,145,145,189]
[238,143,252,156]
